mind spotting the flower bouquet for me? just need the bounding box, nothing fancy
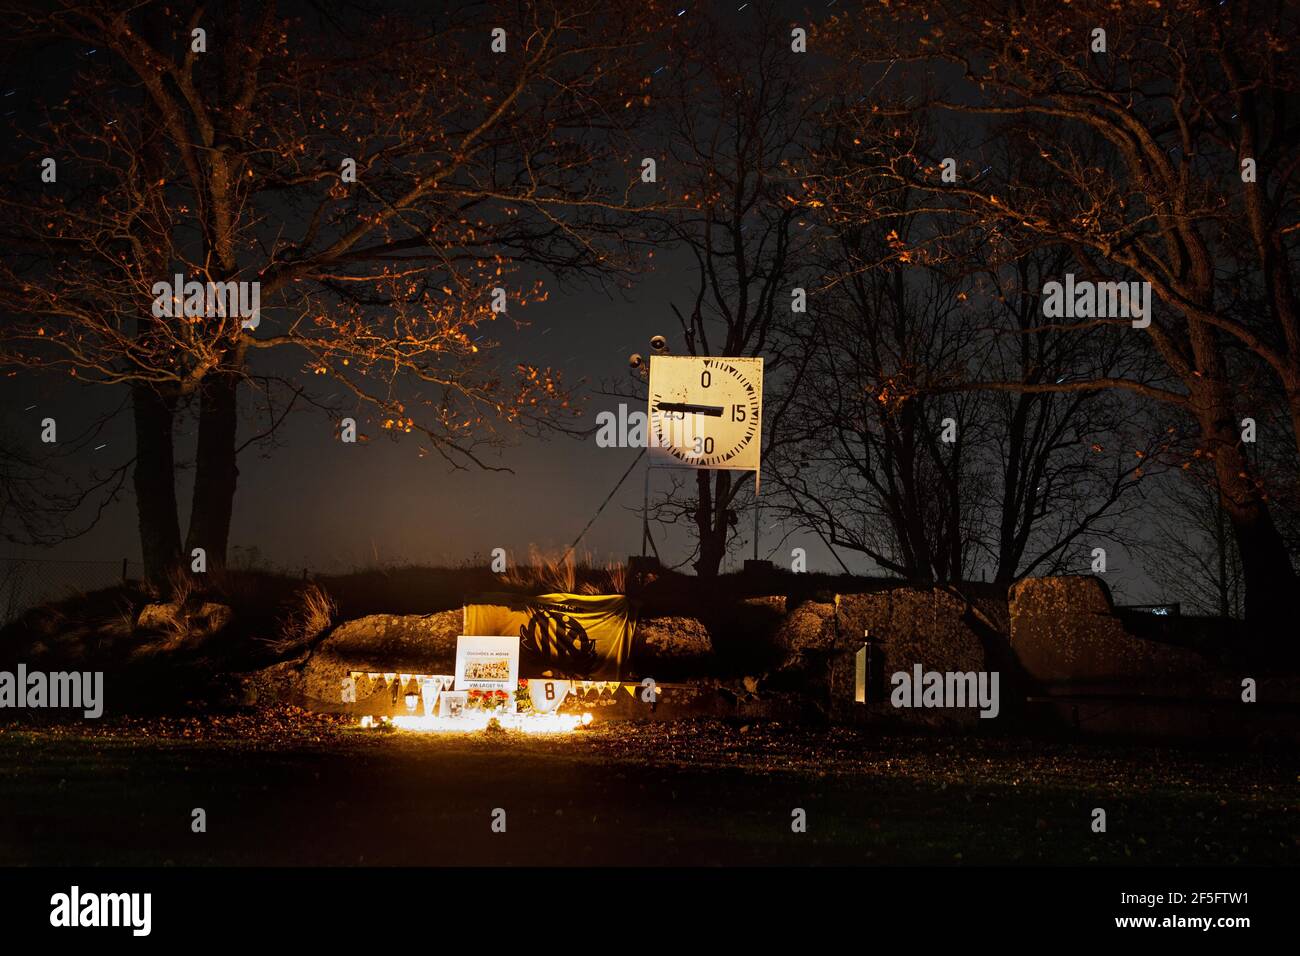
[465,688,511,714]
[514,680,533,715]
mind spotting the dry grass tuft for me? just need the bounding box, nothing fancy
[269,583,339,656]
[582,558,627,595]
[501,546,627,595]
[162,566,197,608]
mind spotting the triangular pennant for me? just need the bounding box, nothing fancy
[419,678,440,716]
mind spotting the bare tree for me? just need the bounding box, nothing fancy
[770,246,1156,585]
[0,403,130,547]
[819,0,1300,624]
[768,101,1155,585]
[0,0,666,582]
[637,6,821,577]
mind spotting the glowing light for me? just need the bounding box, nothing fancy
[381,712,584,734]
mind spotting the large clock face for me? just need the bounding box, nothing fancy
[648,356,763,471]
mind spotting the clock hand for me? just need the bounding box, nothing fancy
[654,401,724,417]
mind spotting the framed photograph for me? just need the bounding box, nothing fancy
[438,691,467,719]
[454,635,520,693]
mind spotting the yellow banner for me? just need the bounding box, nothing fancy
[464,593,635,680]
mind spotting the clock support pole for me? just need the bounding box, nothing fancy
[640,462,661,561]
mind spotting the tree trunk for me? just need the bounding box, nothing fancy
[185,369,240,570]
[1203,415,1295,628]
[1288,379,1300,466]
[1216,476,1293,627]
[132,385,182,584]
[1214,490,1230,619]
[1183,306,1295,629]
[694,470,731,578]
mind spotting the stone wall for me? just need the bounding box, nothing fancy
[1008,576,1220,694]
[630,616,713,680]
[828,589,993,725]
[240,578,1298,739]
[300,610,462,708]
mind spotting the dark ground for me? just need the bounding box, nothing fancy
[0,711,1295,866]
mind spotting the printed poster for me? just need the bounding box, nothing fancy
[454,635,520,693]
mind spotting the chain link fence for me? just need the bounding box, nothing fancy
[0,558,145,628]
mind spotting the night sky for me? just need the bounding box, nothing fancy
[2,259,1160,601]
[0,2,1164,602]
[4,247,846,575]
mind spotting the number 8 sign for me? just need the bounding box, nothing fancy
[527,679,571,713]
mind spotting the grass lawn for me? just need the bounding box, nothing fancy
[0,713,1295,865]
